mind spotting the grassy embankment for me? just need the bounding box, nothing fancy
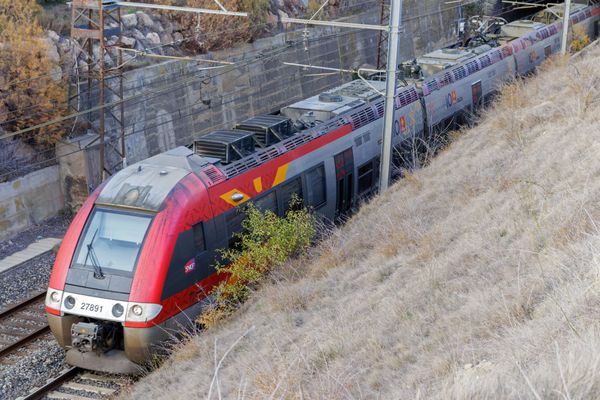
[124,46,600,399]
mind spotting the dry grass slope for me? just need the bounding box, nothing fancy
[124,46,600,399]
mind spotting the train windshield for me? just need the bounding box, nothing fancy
[72,208,152,274]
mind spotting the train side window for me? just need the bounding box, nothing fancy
[192,222,206,252]
[226,210,245,249]
[254,191,278,213]
[279,177,303,212]
[305,165,326,208]
[357,157,380,198]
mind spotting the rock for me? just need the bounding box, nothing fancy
[106,35,118,47]
[44,39,61,63]
[162,21,174,35]
[47,30,60,43]
[136,11,154,29]
[278,10,289,20]
[146,32,161,46]
[173,32,184,43]
[153,21,164,33]
[59,40,73,54]
[122,13,138,29]
[121,36,136,48]
[171,21,182,32]
[131,28,145,41]
[160,32,174,45]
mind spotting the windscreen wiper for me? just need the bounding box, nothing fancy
[83,228,105,279]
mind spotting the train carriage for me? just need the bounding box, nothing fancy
[45,2,600,374]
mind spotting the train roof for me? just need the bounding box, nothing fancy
[96,147,215,211]
[281,80,386,123]
[416,45,492,77]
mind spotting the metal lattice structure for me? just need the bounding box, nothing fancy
[70,0,125,183]
[376,0,390,70]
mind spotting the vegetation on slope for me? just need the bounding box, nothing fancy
[124,46,600,399]
[200,201,316,327]
[0,0,66,146]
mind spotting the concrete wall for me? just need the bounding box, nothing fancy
[93,2,461,173]
[0,166,65,241]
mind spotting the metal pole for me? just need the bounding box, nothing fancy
[99,0,106,180]
[561,0,572,55]
[380,0,402,192]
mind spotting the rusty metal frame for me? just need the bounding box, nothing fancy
[70,0,126,185]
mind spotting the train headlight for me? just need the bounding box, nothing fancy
[45,289,63,310]
[125,303,162,323]
[131,305,143,316]
[64,296,76,310]
[50,291,61,303]
[112,303,124,318]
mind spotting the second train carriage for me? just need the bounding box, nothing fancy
[45,2,600,373]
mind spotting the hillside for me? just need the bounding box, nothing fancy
[123,46,600,399]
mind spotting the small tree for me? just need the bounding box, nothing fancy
[572,25,590,53]
[0,0,66,146]
[200,199,316,327]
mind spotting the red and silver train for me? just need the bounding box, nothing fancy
[46,3,600,374]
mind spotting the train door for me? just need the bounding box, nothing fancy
[334,148,354,218]
[472,81,482,112]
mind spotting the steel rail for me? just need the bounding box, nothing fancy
[0,291,50,358]
[0,291,46,319]
[17,367,82,400]
[0,325,51,358]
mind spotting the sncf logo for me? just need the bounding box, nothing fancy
[184,259,196,274]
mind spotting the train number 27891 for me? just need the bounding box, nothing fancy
[80,302,103,313]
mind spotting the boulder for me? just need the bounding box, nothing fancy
[163,21,174,35]
[50,66,62,82]
[47,30,60,43]
[153,21,164,33]
[173,32,184,43]
[131,28,145,41]
[106,36,118,47]
[44,38,61,63]
[171,21,182,32]
[160,32,174,45]
[135,40,146,51]
[121,36,136,48]
[122,13,138,29]
[145,32,161,46]
[136,11,154,29]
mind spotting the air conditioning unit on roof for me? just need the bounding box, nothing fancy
[193,130,256,164]
[234,115,294,147]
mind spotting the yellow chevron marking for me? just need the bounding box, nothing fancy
[253,177,263,193]
[272,164,289,187]
[220,189,250,206]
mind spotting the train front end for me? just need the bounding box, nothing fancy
[45,148,216,374]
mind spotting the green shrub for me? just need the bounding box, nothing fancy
[200,198,316,327]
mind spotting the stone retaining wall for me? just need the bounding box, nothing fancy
[0,166,65,241]
[95,2,460,171]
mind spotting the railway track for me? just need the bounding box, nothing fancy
[18,367,131,400]
[0,291,49,358]
[0,293,130,399]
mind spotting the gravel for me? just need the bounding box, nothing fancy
[0,213,71,259]
[0,337,66,400]
[0,252,55,309]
